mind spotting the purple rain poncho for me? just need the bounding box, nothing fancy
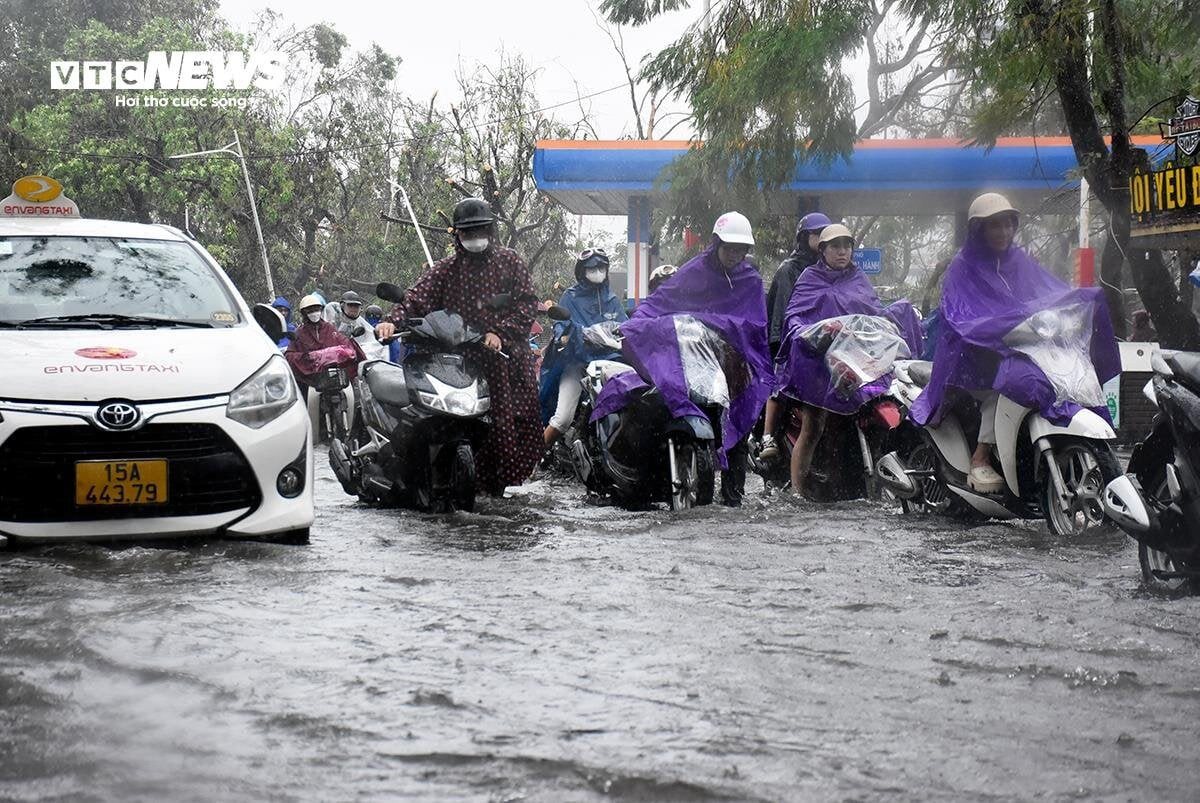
[774,259,922,414]
[590,237,773,467]
[910,226,1120,427]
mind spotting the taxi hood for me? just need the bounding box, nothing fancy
[1,327,277,403]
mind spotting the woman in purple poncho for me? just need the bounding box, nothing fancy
[773,224,922,492]
[590,212,774,506]
[911,192,1120,494]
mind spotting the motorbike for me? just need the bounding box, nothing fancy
[1103,350,1200,591]
[539,318,627,476]
[329,283,562,513]
[569,315,733,511]
[750,314,917,501]
[876,302,1120,537]
[295,342,358,444]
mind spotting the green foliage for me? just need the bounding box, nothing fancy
[2,9,584,307]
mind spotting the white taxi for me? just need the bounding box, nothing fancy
[0,176,313,546]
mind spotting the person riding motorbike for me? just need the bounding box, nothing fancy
[271,296,296,349]
[770,224,922,494]
[285,294,367,396]
[364,304,384,327]
[910,192,1120,494]
[767,212,831,361]
[540,248,628,446]
[759,213,833,462]
[396,197,544,496]
[336,290,389,361]
[591,212,773,506]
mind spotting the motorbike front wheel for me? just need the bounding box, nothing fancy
[450,443,476,513]
[1042,438,1120,537]
[668,439,714,511]
[1133,467,1194,593]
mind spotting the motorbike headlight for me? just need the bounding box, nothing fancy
[417,376,485,417]
[227,354,298,428]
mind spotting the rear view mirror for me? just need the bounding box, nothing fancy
[376,282,405,303]
[547,305,571,321]
[252,303,285,344]
[351,325,366,338]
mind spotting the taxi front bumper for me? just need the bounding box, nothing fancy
[0,396,313,543]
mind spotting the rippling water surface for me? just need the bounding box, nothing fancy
[2,453,1197,801]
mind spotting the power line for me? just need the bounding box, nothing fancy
[9,81,629,164]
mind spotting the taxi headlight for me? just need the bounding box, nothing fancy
[227,355,298,428]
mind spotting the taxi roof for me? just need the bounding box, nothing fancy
[0,216,191,241]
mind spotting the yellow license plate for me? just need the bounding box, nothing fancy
[75,460,168,506]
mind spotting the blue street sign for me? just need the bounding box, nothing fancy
[855,248,883,275]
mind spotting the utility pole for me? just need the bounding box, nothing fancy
[169,131,275,299]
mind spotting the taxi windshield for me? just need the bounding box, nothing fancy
[0,236,241,328]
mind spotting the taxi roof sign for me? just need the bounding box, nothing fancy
[1,175,80,218]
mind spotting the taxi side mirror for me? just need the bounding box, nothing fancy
[252,303,286,344]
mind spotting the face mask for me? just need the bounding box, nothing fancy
[585,268,607,285]
[461,236,489,253]
[306,312,322,323]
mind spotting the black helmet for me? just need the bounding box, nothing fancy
[364,304,383,320]
[574,247,609,282]
[340,290,362,305]
[452,198,496,230]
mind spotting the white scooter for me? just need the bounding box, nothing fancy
[876,304,1121,536]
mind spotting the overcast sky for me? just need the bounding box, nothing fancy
[220,0,699,140]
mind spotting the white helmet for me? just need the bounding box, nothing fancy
[649,263,678,292]
[298,294,323,311]
[968,192,1019,222]
[712,211,754,245]
[817,223,855,247]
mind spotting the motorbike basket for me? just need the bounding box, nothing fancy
[311,365,350,392]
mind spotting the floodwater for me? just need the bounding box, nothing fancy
[1,453,1197,801]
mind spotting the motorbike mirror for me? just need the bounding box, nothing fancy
[252,303,285,344]
[488,293,512,310]
[351,325,366,338]
[376,282,405,304]
[547,304,571,321]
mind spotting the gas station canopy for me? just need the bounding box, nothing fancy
[533,137,1164,218]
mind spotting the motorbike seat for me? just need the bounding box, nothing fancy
[1166,351,1200,394]
[362,360,409,406]
[907,360,934,388]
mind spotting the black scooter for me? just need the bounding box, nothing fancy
[1103,350,1200,592]
[329,283,498,512]
[570,317,728,510]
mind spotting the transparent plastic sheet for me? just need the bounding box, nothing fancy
[797,314,911,399]
[674,314,731,409]
[582,321,623,352]
[1002,302,1104,407]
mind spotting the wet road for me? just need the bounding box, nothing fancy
[1,451,1198,801]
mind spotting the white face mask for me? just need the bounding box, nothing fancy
[306,311,322,323]
[461,235,489,253]
[585,268,607,285]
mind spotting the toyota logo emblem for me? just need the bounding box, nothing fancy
[96,400,141,431]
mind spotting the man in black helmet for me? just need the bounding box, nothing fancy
[397,197,544,495]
